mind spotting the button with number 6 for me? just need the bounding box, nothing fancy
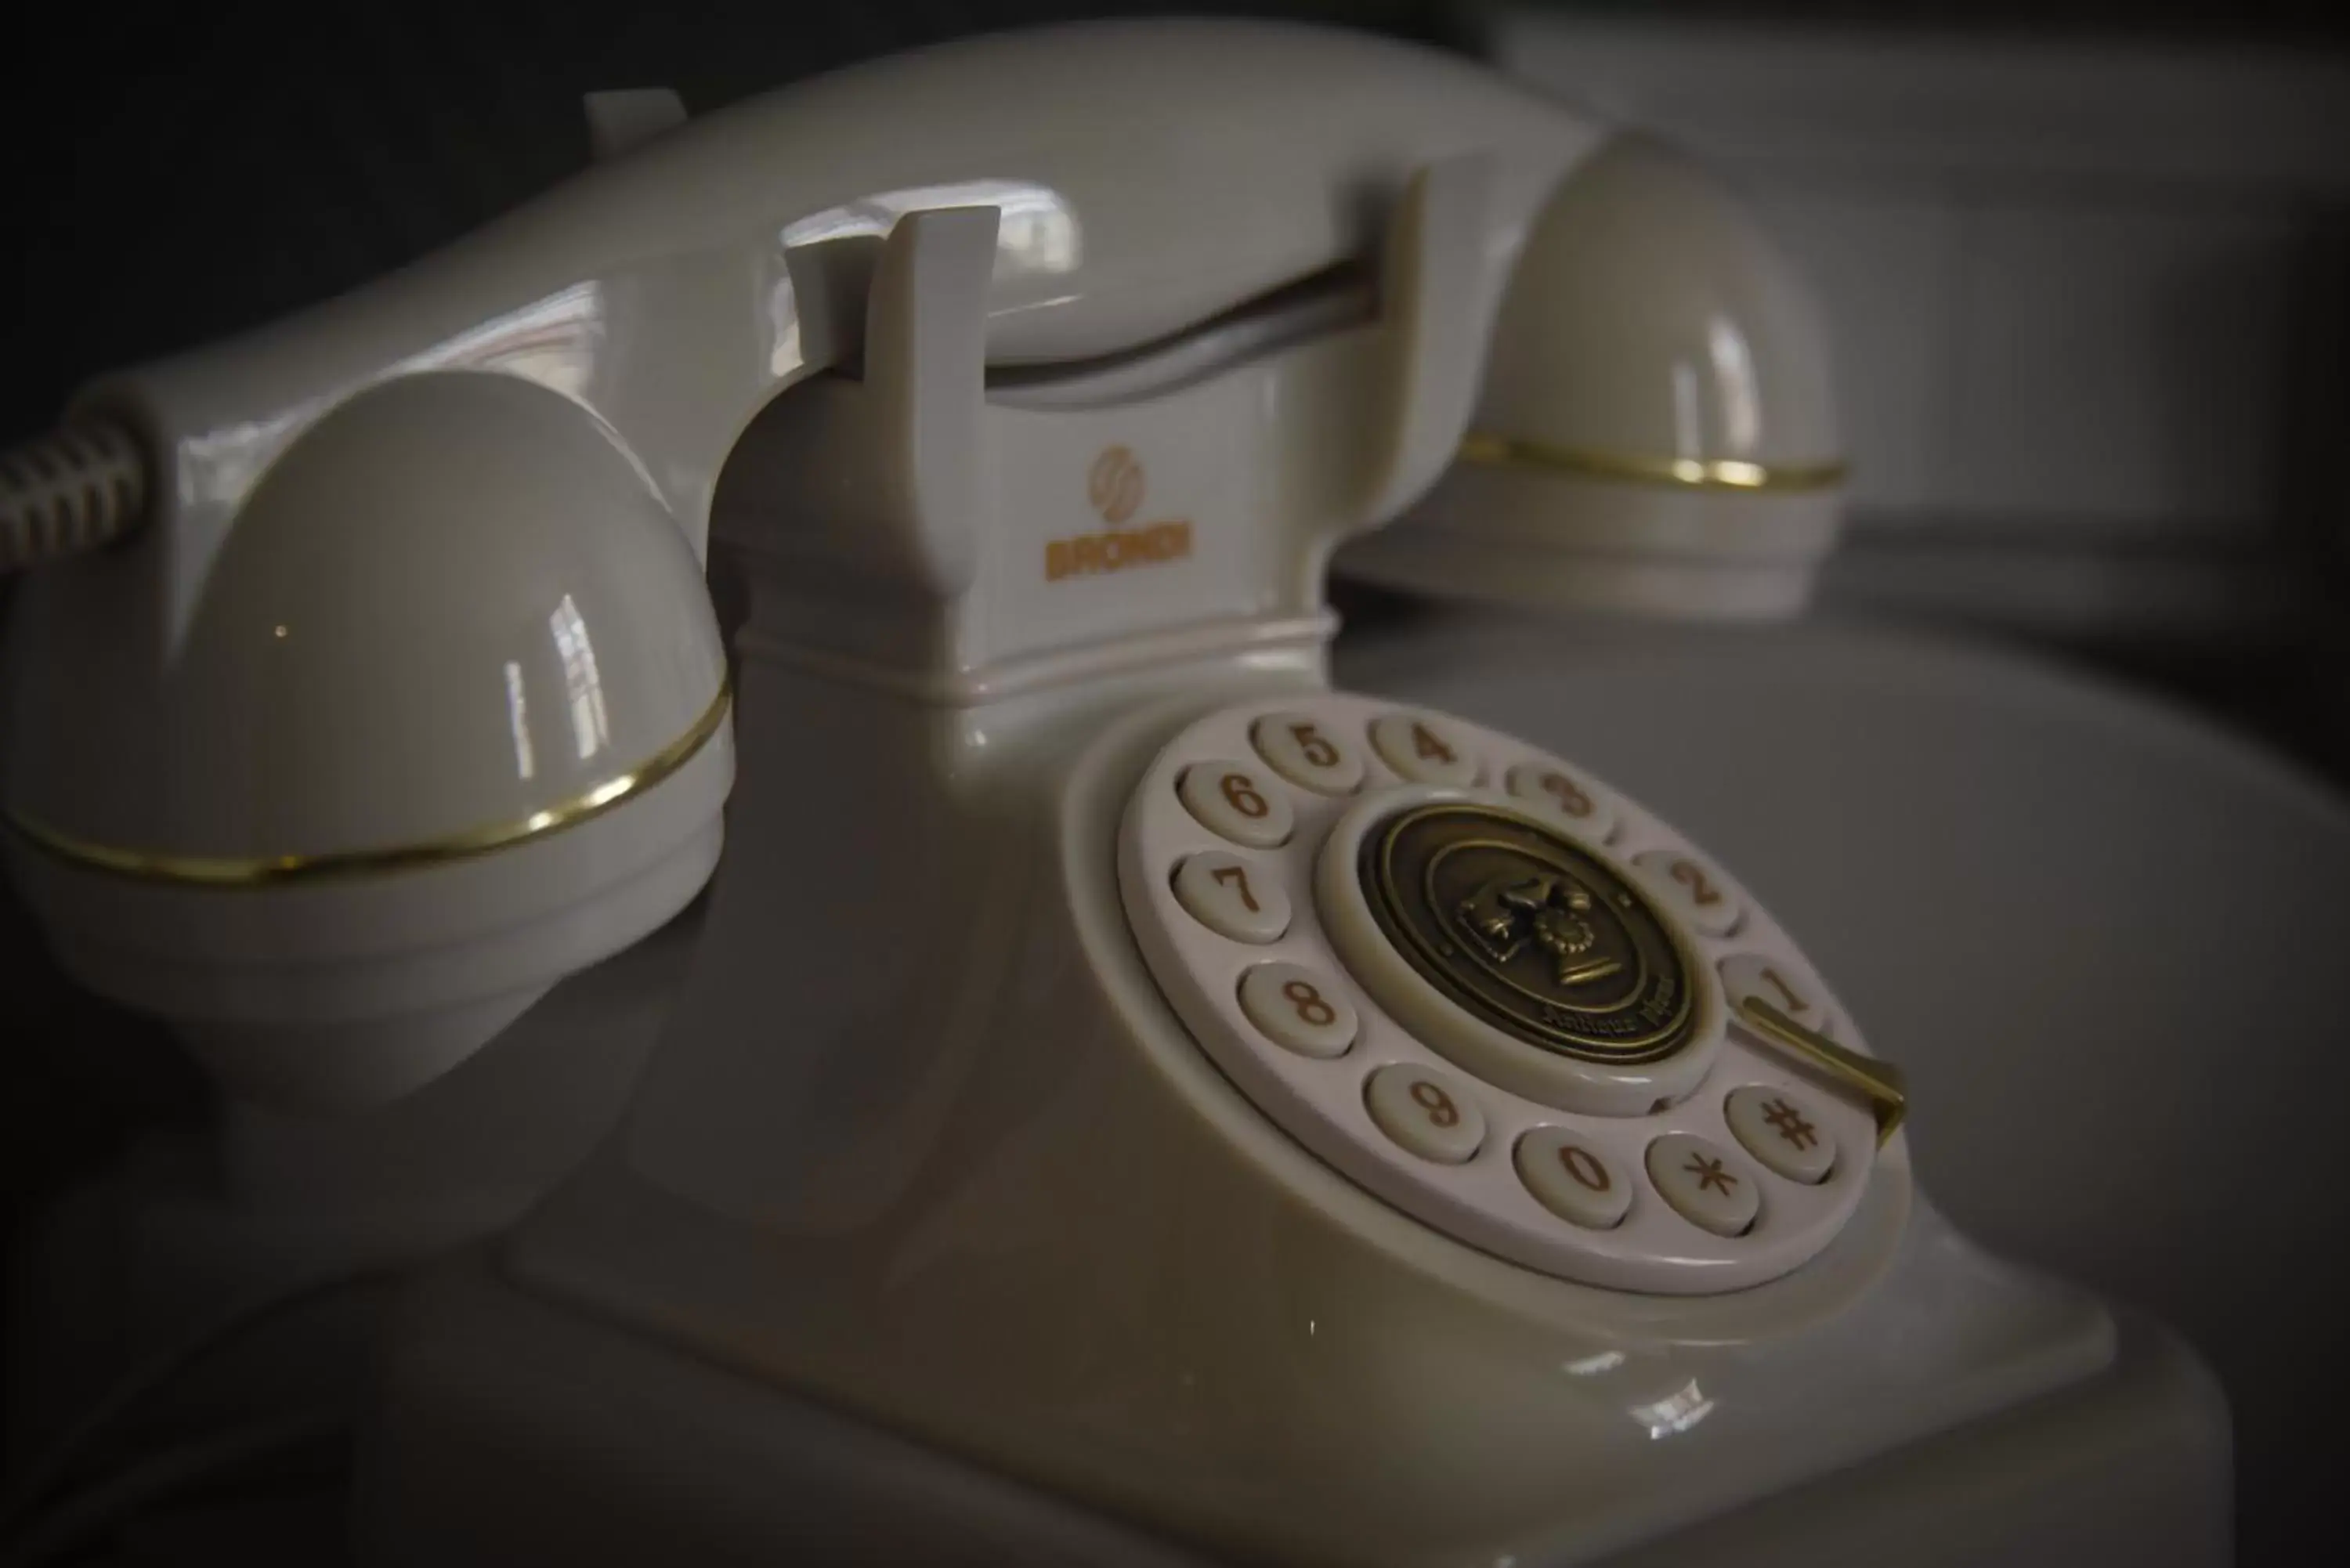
[1369,713,1480,786]
[1238,962,1358,1058]
[1515,1128,1632,1230]
[1252,713,1365,796]
[1364,1063,1486,1163]
[1632,849,1741,937]
[1179,760,1294,848]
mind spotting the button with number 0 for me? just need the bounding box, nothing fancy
[1646,1132,1760,1237]
[1515,1128,1632,1230]
[1173,851,1290,944]
[1364,1063,1486,1164]
[1368,713,1480,786]
[1238,962,1359,1058]
[1178,761,1294,848]
[1252,713,1365,796]
[1632,849,1741,937]
[1504,761,1617,842]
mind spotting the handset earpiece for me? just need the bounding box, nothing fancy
[1338,134,1847,620]
[1,371,731,1110]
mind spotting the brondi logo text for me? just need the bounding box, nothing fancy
[1045,445,1192,582]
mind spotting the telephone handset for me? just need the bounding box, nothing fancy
[0,19,2143,1567]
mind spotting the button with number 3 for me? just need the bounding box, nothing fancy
[1369,713,1480,786]
[1505,761,1617,843]
[1179,760,1294,848]
[1364,1063,1486,1163]
[1515,1128,1632,1230]
[1632,849,1741,937]
[1238,962,1358,1057]
[1252,713,1365,796]
[1173,851,1290,944]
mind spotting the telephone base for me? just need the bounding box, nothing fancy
[359,1251,2226,1567]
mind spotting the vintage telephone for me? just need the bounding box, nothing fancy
[0,18,2223,1566]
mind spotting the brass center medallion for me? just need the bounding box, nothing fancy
[1360,803,1697,1064]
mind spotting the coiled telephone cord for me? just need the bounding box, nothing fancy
[0,421,147,572]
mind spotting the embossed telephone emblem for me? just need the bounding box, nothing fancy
[1360,803,1697,1065]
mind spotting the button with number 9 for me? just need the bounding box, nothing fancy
[1364,1062,1486,1163]
[1238,962,1359,1057]
[1178,760,1295,848]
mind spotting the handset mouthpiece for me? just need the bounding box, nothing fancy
[0,419,150,573]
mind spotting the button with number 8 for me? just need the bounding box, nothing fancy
[1179,761,1294,848]
[1364,1062,1486,1163]
[1369,713,1480,786]
[1515,1128,1632,1230]
[1505,761,1617,842]
[1238,962,1358,1058]
[1632,849,1741,937]
[1252,713,1365,796]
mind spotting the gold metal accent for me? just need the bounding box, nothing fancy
[4,679,731,887]
[1458,432,1849,494]
[1361,802,1701,1065]
[1736,998,1907,1147]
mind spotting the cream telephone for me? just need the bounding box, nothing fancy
[0,18,2222,1567]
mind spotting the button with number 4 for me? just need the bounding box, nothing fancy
[1369,713,1480,786]
[1506,761,1617,842]
[1516,1128,1632,1230]
[1179,760,1294,848]
[1238,962,1358,1058]
[1173,851,1290,944]
[1252,713,1365,796]
[1364,1063,1486,1164]
[1632,849,1741,937]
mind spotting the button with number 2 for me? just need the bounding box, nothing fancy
[1364,1063,1486,1163]
[1179,760,1295,848]
[1632,849,1741,936]
[1238,962,1358,1058]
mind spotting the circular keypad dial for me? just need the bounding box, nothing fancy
[1116,692,1887,1295]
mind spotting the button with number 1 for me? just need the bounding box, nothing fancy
[1369,712,1480,786]
[1364,1062,1486,1163]
[1178,760,1294,848]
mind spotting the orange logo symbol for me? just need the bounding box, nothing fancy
[1087,445,1144,524]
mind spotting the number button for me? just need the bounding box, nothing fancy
[1505,761,1617,842]
[1724,1085,1837,1185]
[1718,953,1831,1038]
[1177,761,1295,849]
[1238,962,1359,1058]
[1364,1063,1486,1164]
[1515,1128,1632,1230]
[1631,849,1741,937]
[1172,851,1290,945]
[1368,713,1480,786]
[1251,713,1365,796]
[1646,1133,1760,1237]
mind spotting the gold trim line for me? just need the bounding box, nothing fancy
[1459,433,1849,494]
[4,679,732,887]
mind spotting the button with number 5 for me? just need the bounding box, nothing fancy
[1252,713,1365,796]
[1364,1063,1486,1163]
[1179,760,1294,848]
[1238,962,1358,1057]
[1369,713,1480,786]
[1632,849,1741,937]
